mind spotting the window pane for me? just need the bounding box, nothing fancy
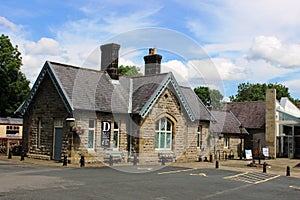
[155,133,159,148]
[166,133,171,148]
[197,133,200,147]
[167,121,171,131]
[113,131,118,148]
[88,130,94,148]
[89,120,95,128]
[155,121,159,130]
[114,121,118,129]
[160,133,165,148]
[160,118,165,131]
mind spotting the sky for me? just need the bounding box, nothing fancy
[1,0,300,100]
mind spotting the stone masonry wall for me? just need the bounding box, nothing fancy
[23,73,70,159]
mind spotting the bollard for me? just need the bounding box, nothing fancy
[63,155,67,166]
[263,162,267,173]
[109,155,113,166]
[133,154,138,166]
[286,166,290,176]
[161,157,165,166]
[8,150,12,159]
[215,160,219,169]
[209,154,213,163]
[20,151,24,161]
[80,155,85,167]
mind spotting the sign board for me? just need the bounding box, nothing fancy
[245,149,253,160]
[101,121,111,148]
[262,147,269,157]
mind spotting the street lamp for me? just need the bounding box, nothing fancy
[66,118,75,163]
[239,124,243,160]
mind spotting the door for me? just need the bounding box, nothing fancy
[53,128,63,161]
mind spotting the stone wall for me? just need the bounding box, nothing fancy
[23,73,70,159]
[265,89,277,158]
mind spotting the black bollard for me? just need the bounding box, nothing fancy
[215,160,219,169]
[133,154,138,166]
[286,166,290,176]
[8,150,12,159]
[20,151,24,161]
[109,155,113,166]
[263,162,267,173]
[162,157,165,166]
[80,155,85,167]
[63,155,67,166]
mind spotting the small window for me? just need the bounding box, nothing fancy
[113,121,119,149]
[197,126,203,148]
[224,137,230,148]
[88,120,96,149]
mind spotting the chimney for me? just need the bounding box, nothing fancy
[100,43,120,80]
[144,48,162,76]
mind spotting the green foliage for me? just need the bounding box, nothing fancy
[118,65,142,77]
[0,34,30,117]
[194,86,224,109]
[229,82,292,102]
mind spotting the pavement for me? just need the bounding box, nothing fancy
[1,155,300,178]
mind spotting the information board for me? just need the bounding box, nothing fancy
[101,121,111,148]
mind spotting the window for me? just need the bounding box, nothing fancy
[6,126,20,136]
[197,125,203,148]
[224,137,230,148]
[88,120,95,149]
[155,118,172,150]
[113,121,119,149]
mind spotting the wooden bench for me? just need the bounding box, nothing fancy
[158,152,176,163]
[27,153,51,160]
[104,151,125,164]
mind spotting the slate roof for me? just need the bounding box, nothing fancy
[18,61,213,122]
[180,86,213,121]
[225,102,266,129]
[0,117,23,125]
[210,110,248,135]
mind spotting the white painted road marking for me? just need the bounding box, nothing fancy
[157,168,196,175]
[190,173,207,177]
[224,172,280,184]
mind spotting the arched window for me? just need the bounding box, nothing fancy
[155,118,172,150]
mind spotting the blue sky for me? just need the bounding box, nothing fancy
[1,0,300,100]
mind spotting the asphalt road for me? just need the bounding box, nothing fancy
[0,162,299,200]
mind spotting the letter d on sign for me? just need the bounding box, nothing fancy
[102,121,111,132]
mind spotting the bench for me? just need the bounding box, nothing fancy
[27,153,51,160]
[104,151,125,164]
[158,152,176,163]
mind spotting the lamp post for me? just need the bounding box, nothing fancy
[239,124,243,160]
[66,118,75,164]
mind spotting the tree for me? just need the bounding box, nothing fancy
[0,34,30,117]
[193,86,224,109]
[229,82,292,102]
[118,65,142,77]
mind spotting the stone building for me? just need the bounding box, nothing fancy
[209,110,248,159]
[226,89,300,159]
[0,117,23,155]
[17,43,218,164]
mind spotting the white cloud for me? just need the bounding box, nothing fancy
[0,16,20,32]
[24,38,62,55]
[248,36,300,68]
[283,79,300,99]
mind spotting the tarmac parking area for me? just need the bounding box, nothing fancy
[0,162,299,200]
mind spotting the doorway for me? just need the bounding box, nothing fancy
[53,127,63,161]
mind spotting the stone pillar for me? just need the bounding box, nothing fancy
[265,89,276,158]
